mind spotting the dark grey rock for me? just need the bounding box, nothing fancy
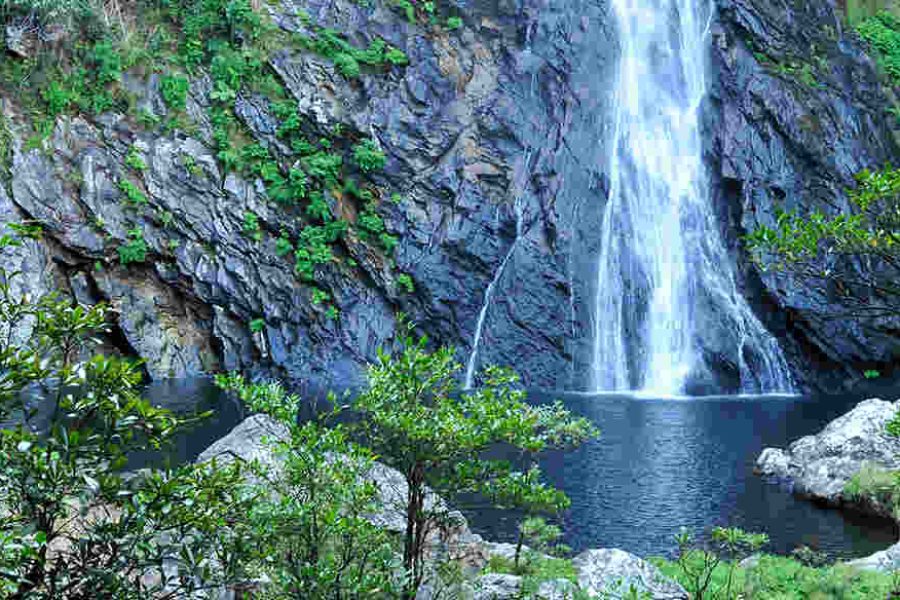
[710,0,900,390]
[0,0,896,392]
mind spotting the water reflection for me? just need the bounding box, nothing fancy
[463,391,897,559]
[139,379,897,560]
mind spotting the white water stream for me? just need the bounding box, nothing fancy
[591,0,793,394]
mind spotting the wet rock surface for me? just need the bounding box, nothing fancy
[710,0,900,390]
[1,0,897,390]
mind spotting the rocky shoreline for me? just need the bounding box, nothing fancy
[756,397,900,571]
[199,414,689,599]
[194,398,900,598]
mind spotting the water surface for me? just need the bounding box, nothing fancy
[147,380,896,560]
[462,390,896,559]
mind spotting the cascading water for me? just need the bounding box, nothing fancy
[591,0,794,394]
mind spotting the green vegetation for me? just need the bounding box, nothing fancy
[242,210,263,242]
[249,317,265,333]
[117,227,148,264]
[295,27,408,78]
[160,73,190,110]
[0,231,258,598]
[857,10,900,84]
[487,551,581,598]
[118,178,148,205]
[0,0,412,324]
[844,462,900,517]
[353,320,596,598]
[746,165,900,318]
[352,138,387,172]
[397,272,415,293]
[654,550,897,599]
[125,145,147,171]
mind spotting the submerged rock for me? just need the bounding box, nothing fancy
[756,398,900,509]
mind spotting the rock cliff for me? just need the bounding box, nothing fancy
[1,0,896,391]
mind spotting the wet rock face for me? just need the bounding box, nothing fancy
[0,0,617,390]
[709,0,900,390]
[2,0,897,391]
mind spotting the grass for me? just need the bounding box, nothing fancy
[486,553,585,598]
[844,462,900,518]
[652,553,898,599]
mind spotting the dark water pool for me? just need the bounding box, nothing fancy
[147,380,897,560]
[461,390,897,559]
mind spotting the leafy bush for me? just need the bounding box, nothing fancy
[397,273,415,293]
[160,73,190,109]
[0,231,258,598]
[125,145,147,171]
[857,11,900,83]
[275,231,294,257]
[215,373,400,598]
[117,227,148,264]
[296,28,408,78]
[746,165,900,319]
[242,211,262,242]
[118,178,148,205]
[352,138,386,172]
[670,527,768,600]
[844,462,900,516]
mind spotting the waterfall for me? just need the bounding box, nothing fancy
[591,0,794,394]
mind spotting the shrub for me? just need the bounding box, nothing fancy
[397,272,415,293]
[160,73,190,110]
[215,374,399,597]
[125,145,147,172]
[242,211,262,242]
[353,322,596,598]
[844,462,900,516]
[352,138,386,172]
[857,11,900,84]
[0,231,258,598]
[118,179,148,205]
[117,227,148,264]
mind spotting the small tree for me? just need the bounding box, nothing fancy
[353,322,597,599]
[0,230,259,598]
[484,466,570,570]
[215,373,400,599]
[673,526,769,600]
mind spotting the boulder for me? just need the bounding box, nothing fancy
[755,398,900,504]
[536,578,579,599]
[573,549,687,599]
[846,541,900,573]
[473,573,521,600]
